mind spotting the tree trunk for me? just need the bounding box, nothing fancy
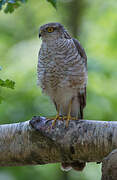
[59,0,87,37]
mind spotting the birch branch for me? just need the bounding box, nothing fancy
[0,116,117,167]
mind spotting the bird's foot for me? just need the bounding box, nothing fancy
[51,115,77,127]
[66,115,71,128]
[46,115,77,128]
[51,114,62,127]
[62,116,67,120]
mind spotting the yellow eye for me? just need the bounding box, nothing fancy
[47,27,54,33]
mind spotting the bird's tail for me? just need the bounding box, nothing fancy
[78,87,86,119]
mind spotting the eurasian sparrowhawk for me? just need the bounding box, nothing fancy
[37,22,88,171]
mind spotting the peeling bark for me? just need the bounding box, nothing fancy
[0,116,117,169]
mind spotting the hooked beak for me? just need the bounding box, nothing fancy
[39,33,41,38]
[39,30,42,38]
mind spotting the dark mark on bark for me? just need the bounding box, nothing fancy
[70,146,75,154]
[29,116,41,129]
[108,132,113,145]
[30,116,49,131]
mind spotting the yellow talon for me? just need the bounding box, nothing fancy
[51,105,61,127]
[47,100,78,128]
[66,115,71,127]
[72,117,77,120]
[52,114,59,127]
[62,116,67,120]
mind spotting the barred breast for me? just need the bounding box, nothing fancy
[37,38,87,104]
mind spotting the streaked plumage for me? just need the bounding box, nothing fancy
[37,22,87,171]
[38,22,87,120]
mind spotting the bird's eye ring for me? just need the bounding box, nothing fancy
[47,27,54,33]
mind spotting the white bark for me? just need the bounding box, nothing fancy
[0,116,117,179]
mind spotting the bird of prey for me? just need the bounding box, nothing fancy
[37,22,87,127]
[37,22,87,171]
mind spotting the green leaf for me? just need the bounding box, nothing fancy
[4,2,14,13]
[4,79,15,89]
[46,0,57,8]
[0,0,27,13]
[0,79,15,89]
[0,78,15,104]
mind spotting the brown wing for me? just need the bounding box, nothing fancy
[72,38,87,119]
[72,38,87,68]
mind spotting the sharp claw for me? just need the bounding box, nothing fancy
[47,115,77,128]
[51,114,62,128]
[52,119,57,127]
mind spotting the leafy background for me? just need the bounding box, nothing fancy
[0,0,117,179]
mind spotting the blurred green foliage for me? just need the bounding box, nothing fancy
[0,0,117,179]
[0,0,56,13]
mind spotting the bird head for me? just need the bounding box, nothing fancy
[39,22,71,42]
